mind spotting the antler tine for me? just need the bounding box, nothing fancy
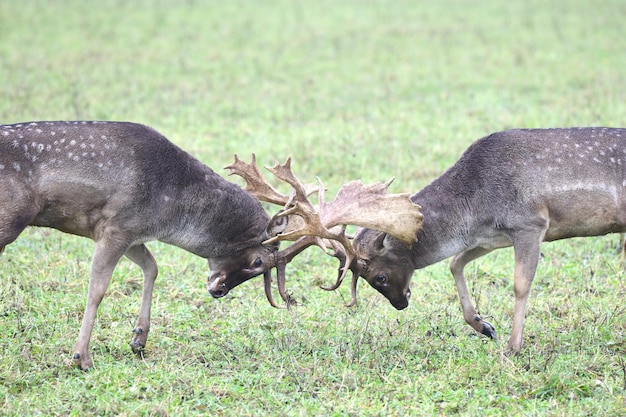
[345,269,359,307]
[265,158,320,205]
[271,233,357,306]
[318,239,346,291]
[318,231,354,291]
[271,235,327,305]
[225,154,289,206]
[266,157,307,203]
[262,177,335,244]
[262,270,283,309]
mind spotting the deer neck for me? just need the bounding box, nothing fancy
[410,176,480,268]
[156,161,270,259]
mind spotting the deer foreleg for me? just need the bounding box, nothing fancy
[124,244,158,354]
[450,246,497,339]
[73,240,128,370]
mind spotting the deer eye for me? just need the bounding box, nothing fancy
[375,273,387,285]
[252,258,263,268]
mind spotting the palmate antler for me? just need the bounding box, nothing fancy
[268,175,424,306]
[225,154,424,307]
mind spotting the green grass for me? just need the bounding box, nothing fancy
[1,0,626,415]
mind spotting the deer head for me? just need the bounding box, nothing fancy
[219,154,424,307]
[351,228,416,309]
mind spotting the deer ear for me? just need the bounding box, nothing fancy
[373,232,390,252]
[372,231,397,254]
[383,233,396,249]
[266,211,289,237]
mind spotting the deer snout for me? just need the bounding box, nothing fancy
[207,272,229,298]
[391,288,411,310]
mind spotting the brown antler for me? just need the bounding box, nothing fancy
[319,178,423,246]
[225,155,326,307]
[325,180,424,306]
[227,154,424,308]
[224,154,289,205]
[264,161,423,305]
[266,179,423,244]
[260,160,359,293]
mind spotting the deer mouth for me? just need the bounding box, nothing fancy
[207,268,264,298]
[392,299,409,310]
[207,272,229,298]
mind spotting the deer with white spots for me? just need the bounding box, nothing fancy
[0,121,293,370]
[0,121,424,370]
[346,127,626,354]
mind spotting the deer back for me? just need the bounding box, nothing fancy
[0,121,272,258]
[420,127,626,244]
[354,127,626,309]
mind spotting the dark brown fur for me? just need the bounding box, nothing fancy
[354,127,626,352]
[0,121,278,369]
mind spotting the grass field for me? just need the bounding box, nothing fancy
[1,0,625,415]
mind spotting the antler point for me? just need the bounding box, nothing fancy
[380,177,396,189]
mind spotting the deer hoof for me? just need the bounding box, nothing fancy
[130,332,146,354]
[130,326,148,354]
[480,321,497,339]
[72,352,93,371]
[502,346,521,357]
[130,340,146,354]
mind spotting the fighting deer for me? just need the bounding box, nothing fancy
[349,127,626,353]
[0,121,423,370]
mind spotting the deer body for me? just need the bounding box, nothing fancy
[354,127,626,352]
[0,121,277,369]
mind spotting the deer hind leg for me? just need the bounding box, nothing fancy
[450,246,497,339]
[506,232,543,354]
[73,238,129,371]
[124,244,158,354]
